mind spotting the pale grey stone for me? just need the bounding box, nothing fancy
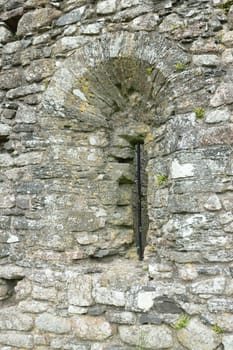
[204,195,222,211]
[80,23,102,34]
[17,8,61,36]
[222,335,233,350]
[130,13,159,31]
[93,286,126,307]
[0,307,33,331]
[210,83,233,107]
[177,317,221,350]
[119,325,173,349]
[97,0,117,14]
[14,152,43,166]
[222,48,233,64]
[205,108,230,123]
[0,333,33,348]
[208,298,233,312]
[0,123,11,135]
[159,13,184,33]
[25,58,55,82]
[191,277,225,294]
[216,314,233,332]
[6,83,45,99]
[3,41,22,54]
[106,311,136,324]
[72,316,113,340]
[15,104,37,124]
[0,26,12,43]
[32,285,57,301]
[55,6,85,26]
[0,265,24,279]
[170,159,194,178]
[18,300,48,313]
[68,274,93,307]
[35,313,71,334]
[193,55,220,67]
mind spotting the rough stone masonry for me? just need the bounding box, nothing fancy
[0,0,233,349]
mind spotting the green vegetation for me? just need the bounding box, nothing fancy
[157,174,168,185]
[146,66,153,76]
[193,107,205,119]
[172,314,190,330]
[212,324,224,334]
[175,61,187,72]
[217,0,233,13]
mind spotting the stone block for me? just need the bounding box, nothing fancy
[119,324,173,349]
[0,307,33,331]
[72,315,113,340]
[25,58,55,83]
[205,108,230,123]
[68,274,93,307]
[93,286,126,307]
[0,69,22,90]
[17,8,61,36]
[191,277,226,295]
[55,6,85,26]
[192,54,220,67]
[0,26,12,43]
[35,313,71,334]
[106,311,136,324]
[97,0,117,14]
[223,335,233,350]
[177,317,221,350]
[0,333,33,348]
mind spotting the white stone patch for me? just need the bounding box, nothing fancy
[192,54,220,67]
[137,291,156,312]
[93,286,126,307]
[97,0,117,14]
[205,108,230,123]
[171,159,194,178]
[223,335,233,350]
[204,194,222,211]
[73,89,87,101]
[7,234,19,243]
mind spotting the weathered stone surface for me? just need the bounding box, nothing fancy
[106,311,136,324]
[0,69,22,90]
[210,83,233,107]
[35,313,71,334]
[97,0,117,14]
[6,83,45,99]
[191,277,225,294]
[119,325,173,349]
[25,58,55,83]
[193,54,220,66]
[204,195,222,211]
[0,25,12,43]
[0,333,33,348]
[93,286,126,307]
[177,317,221,350]
[17,8,61,36]
[205,108,230,123]
[55,6,85,26]
[68,274,93,307]
[72,316,113,340]
[170,159,194,178]
[223,335,233,350]
[222,31,233,47]
[130,13,160,31]
[0,307,33,331]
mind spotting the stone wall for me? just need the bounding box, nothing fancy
[0,0,233,349]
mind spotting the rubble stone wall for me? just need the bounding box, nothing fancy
[0,0,233,349]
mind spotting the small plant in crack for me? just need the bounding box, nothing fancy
[157,174,168,186]
[175,61,187,72]
[172,314,190,330]
[193,107,205,119]
[212,324,224,334]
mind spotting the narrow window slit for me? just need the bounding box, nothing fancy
[133,141,149,260]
